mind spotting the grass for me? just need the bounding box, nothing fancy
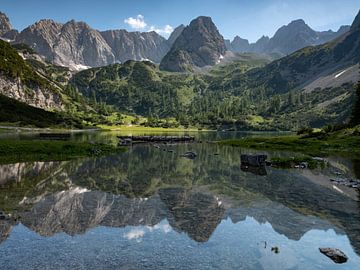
[0,139,125,164]
[219,126,360,157]
[98,124,206,132]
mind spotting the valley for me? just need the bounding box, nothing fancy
[0,3,359,269]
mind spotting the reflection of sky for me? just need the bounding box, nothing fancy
[1,218,359,269]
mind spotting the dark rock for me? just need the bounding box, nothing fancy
[241,154,267,167]
[271,246,280,254]
[319,248,348,264]
[181,151,197,159]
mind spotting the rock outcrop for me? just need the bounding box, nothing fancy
[0,76,63,110]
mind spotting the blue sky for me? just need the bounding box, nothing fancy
[1,0,359,42]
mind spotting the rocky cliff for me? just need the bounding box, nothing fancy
[100,29,169,63]
[14,17,171,69]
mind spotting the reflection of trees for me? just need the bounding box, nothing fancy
[0,143,359,254]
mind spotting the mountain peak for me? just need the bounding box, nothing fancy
[289,19,306,25]
[230,36,250,52]
[160,16,226,72]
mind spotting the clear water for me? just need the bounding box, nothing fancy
[0,131,359,269]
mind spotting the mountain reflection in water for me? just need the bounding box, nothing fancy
[0,142,360,269]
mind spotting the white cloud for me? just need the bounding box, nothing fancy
[149,24,174,35]
[124,14,147,29]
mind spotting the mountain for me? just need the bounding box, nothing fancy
[228,20,350,56]
[230,36,250,52]
[13,15,170,69]
[0,40,104,128]
[238,10,360,95]
[249,35,270,53]
[0,11,12,36]
[15,19,115,69]
[160,16,226,72]
[263,19,351,55]
[100,29,170,63]
[167,24,185,45]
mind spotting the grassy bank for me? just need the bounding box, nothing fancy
[219,126,360,157]
[0,140,125,164]
[98,124,206,132]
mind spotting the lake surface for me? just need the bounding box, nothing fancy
[0,131,359,269]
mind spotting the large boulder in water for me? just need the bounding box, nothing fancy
[319,248,348,263]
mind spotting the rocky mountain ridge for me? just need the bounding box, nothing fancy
[227,19,350,56]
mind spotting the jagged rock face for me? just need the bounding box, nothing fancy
[0,11,12,36]
[15,17,171,69]
[167,24,185,45]
[100,30,169,63]
[53,20,115,68]
[230,36,250,52]
[160,16,226,72]
[15,19,63,61]
[16,20,115,69]
[0,76,63,110]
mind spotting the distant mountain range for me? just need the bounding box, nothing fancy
[0,11,351,71]
[226,19,350,56]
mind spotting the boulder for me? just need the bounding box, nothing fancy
[319,248,348,263]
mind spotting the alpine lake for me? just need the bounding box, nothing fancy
[0,130,359,270]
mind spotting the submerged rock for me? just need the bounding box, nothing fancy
[181,151,197,159]
[319,248,348,263]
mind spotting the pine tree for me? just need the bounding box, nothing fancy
[349,82,360,127]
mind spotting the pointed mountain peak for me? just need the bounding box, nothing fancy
[160,16,226,72]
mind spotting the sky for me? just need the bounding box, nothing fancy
[1,0,359,42]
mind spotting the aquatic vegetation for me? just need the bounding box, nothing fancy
[0,139,125,164]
